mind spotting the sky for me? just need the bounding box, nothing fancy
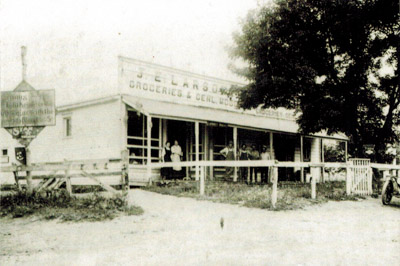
[0,0,267,105]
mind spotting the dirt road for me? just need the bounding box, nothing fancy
[1,190,399,265]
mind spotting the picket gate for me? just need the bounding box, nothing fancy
[349,158,373,195]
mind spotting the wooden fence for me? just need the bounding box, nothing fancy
[0,156,129,196]
[1,156,399,208]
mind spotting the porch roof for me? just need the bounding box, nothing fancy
[122,95,348,141]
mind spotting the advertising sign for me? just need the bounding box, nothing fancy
[119,57,240,111]
[15,147,27,165]
[119,56,295,121]
[1,80,56,146]
[1,90,55,127]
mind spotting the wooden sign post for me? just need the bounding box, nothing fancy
[0,46,56,194]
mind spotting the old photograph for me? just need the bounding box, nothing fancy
[1,0,399,265]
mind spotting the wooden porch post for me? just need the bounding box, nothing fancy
[120,97,128,150]
[204,125,209,179]
[269,132,274,159]
[195,121,200,181]
[162,119,167,145]
[321,139,325,182]
[209,127,214,180]
[233,126,238,182]
[120,97,129,188]
[158,119,162,159]
[300,135,304,183]
[345,141,348,162]
[147,115,152,185]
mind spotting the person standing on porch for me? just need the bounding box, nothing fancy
[220,141,235,180]
[260,145,271,183]
[161,141,172,180]
[239,144,250,183]
[250,145,260,183]
[171,140,183,178]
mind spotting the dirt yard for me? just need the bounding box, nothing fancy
[1,189,399,265]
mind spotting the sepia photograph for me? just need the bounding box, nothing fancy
[1,0,399,265]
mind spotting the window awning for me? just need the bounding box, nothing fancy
[122,95,347,140]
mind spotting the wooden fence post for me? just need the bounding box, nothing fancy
[346,162,351,195]
[65,166,72,196]
[200,166,205,195]
[13,171,21,191]
[311,167,316,199]
[121,150,129,193]
[271,164,278,208]
[25,147,33,194]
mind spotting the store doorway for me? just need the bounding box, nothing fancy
[166,120,191,178]
[166,120,189,161]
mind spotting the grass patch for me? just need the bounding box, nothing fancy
[144,181,364,211]
[0,189,143,222]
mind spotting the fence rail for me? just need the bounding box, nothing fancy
[0,157,129,195]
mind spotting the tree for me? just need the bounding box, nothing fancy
[229,0,399,162]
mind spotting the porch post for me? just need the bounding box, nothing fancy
[162,119,167,146]
[158,119,162,159]
[195,121,200,181]
[204,125,209,178]
[269,132,274,159]
[119,97,128,152]
[233,126,238,182]
[300,135,304,183]
[321,138,325,182]
[345,141,348,162]
[209,127,214,180]
[147,115,152,184]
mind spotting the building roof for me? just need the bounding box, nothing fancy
[122,95,348,141]
[56,94,348,141]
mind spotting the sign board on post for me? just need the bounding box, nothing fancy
[1,80,55,146]
[0,46,56,194]
[1,90,55,127]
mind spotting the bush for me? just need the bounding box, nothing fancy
[0,189,143,221]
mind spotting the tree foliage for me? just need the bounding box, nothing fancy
[230,0,399,162]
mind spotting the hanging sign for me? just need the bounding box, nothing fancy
[363,144,375,155]
[15,147,27,165]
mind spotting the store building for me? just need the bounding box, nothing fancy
[1,56,348,185]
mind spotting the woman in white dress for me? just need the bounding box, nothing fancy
[171,140,183,172]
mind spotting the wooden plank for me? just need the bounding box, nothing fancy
[121,149,129,193]
[1,158,122,172]
[346,163,351,195]
[36,170,57,192]
[147,115,152,185]
[13,172,21,191]
[300,135,304,183]
[311,167,316,199]
[47,178,63,190]
[195,121,200,181]
[233,126,238,182]
[200,166,205,195]
[36,179,51,192]
[65,164,72,196]
[81,171,118,194]
[25,147,33,194]
[54,178,66,189]
[271,166,278,208]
